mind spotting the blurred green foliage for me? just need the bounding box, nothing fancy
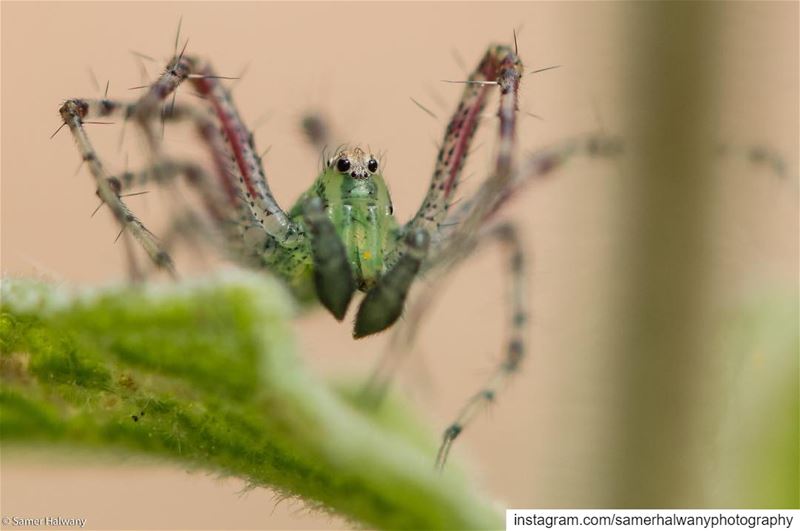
[714,293,799,508]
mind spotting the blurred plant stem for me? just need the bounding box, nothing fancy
[608,3,798,508]
[609,3,722,506]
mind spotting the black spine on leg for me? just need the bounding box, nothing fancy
[303,197,355,320]
[354,229,430,338]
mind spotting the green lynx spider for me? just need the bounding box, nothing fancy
[58,41,622,469]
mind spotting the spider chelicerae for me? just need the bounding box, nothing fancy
[56,38,622,469]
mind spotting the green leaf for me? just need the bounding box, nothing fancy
[0,272,500,529]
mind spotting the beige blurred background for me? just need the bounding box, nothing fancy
[1,2,797,529]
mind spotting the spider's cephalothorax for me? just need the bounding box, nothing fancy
[288,146,397,294]
[276,146,412,337]
[58,41,622,467]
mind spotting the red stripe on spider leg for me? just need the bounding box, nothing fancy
[463,55,523,228]
[193,116,241,206]
[127,56,240,210]
[114,56,247,228]
[193,74,260,200]
[441,51,516,197]
[190,67,293,241]
[442,85,490,198]
[409,46,523,234]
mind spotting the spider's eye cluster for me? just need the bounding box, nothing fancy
[336,158,351,172]
[368,159,379,173]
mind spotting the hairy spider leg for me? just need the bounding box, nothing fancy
[349,44,524,395]
[59,52,313,272]
[429,50,524,265]
[404,45,524,241]
[439,133,624,242]
[58,49,311,274]
[434,222,527,470]
[58,97,266,273]
[440,133,795,242]
[103,167,217,276]
[345,44,524,337]
[180,57,302,245]
[129,54,302,246]
[99,158,266,269]
[59,99,177,276]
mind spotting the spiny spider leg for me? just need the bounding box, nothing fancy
[351,45,523,334]
[435,222,527,470]
[430,55,524,261]
[59,99,177,276]
[59,50,305,274]
[60,98,264,268]
[102,159,245,240]
[438,133,792,245]
[61,96,242,209]
[176,57,301,244]
[356,44,524,407]
[115,158,279,273]
[438,133,624,244]
[404,45,524,240]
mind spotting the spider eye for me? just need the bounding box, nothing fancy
[368,159,379,173]
[336,158,351,172]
